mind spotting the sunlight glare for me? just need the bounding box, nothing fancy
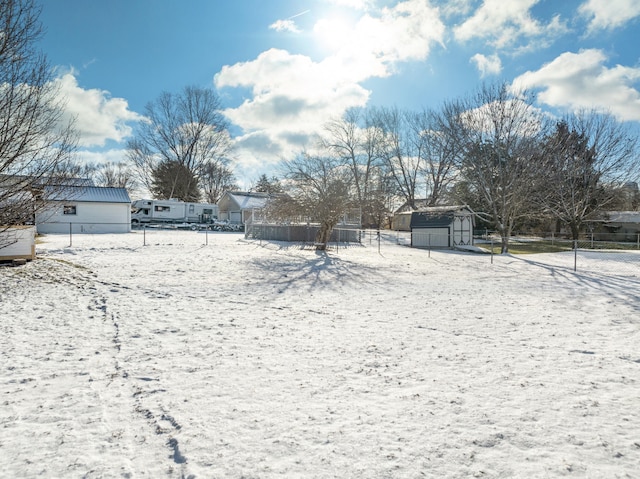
[313,16,355,53]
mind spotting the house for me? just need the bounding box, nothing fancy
[408,205,475,249]
[217,191,273,225]
[600,211,640,241]
[36,185,131,234]
[392,199,440,231]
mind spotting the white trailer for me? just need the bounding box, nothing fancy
[131,199,218,226]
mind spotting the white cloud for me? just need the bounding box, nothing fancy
[269,19,301,34]
[454,0,566,50]
[470,53,502,77]
[216,48,371,165]
[512,49,640,121]
[54,72,143,147]
[215,0,445,167]
[74,148,129,165]
[324,0,373,10]
[579,0,640,31]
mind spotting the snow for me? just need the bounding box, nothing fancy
[1,230,639,478]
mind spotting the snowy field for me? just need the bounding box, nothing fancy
[1,230,639,478]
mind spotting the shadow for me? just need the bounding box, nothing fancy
[509,254,640,315]
[250,245,381,294]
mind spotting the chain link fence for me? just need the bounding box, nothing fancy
[472,231,640,275]
[35,222,639,276]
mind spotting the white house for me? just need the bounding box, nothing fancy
[36,186,131,234]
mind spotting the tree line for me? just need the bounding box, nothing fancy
[272,84,639,251]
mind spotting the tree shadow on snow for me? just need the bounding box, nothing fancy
[250,248,380,294]
[509,255,640,315]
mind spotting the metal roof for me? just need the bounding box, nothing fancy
[224,191,271,210]
[604,211,640,224]
[44,186,131,203]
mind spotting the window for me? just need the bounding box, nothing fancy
[189,205,195,214]
[63,205,77,215]
[155,205,171,212]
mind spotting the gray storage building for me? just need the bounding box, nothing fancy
[409,205,475,249]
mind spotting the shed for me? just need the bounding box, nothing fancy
[0,226,36,261]
[409,205,475,249]
[36,186,131,234]
[217,191,272,225]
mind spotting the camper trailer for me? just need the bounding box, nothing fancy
[131,199,218,226]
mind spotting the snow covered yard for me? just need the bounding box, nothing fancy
[1,230,639,478]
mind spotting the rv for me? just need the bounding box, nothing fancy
[131,199,218,226]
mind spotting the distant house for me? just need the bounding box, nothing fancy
[407,205,475,249]
[36,186,131,234]
[600,211,640,241]
[217,191,273,225]
[392,199,440,231]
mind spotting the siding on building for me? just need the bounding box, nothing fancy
[0,226,36,261]
[36,186,131,234]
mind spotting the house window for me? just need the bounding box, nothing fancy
[63,205,77,215]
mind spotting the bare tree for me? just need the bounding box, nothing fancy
[200,159,237,203]
[535,111,639,240]
[126,85,232,201]
[93,162,137,190]
[0,0,78,242]
[275,152,355,250]
[371,106,423,211]
[409,108,459,206]
[442,83,546,253]
[322,107,385,226]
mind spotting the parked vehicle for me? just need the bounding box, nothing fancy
[131,199,218,226]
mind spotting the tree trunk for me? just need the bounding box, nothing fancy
[569,222,580,242]
[501,235,510,254]
[315,223,334,251]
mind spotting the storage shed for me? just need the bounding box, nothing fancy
[0,226,36,261]
[36,186,131,234]
[410,205,475,249]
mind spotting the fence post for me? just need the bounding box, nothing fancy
[637,233,639,250]
[574,240,578,272]
[69,222,72,247]
[428,233,431,258]
[205,227,208,246]
[490,239,494,264]
[143,225,146,246]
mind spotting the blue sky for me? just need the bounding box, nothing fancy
[38,0,640,188]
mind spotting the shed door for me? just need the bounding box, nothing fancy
[412,228,449,247]
[453,216,473,245]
